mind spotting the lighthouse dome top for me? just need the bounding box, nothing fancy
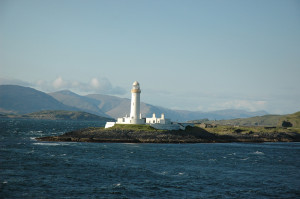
[133,81,139,86]
[131,81,141,93]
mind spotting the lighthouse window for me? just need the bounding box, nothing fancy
[133,103,134,106]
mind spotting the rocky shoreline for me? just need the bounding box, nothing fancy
[36,126,300,144]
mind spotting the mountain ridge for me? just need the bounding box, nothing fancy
[0,85,78,114]
[49,90,109,117]
[0,85,269,121]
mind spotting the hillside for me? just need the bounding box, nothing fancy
[201,115,283,126]
[278,111,300,128]
[86,94,268,121]
[49,90,109,117]
[0,85,77,114]
[193,111,300,128]
[85,94,131,118]
[1,85,268,121]
[85,94,181,120]
[52,91,267,121]
[0,110,114,121]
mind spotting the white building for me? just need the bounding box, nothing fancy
[105,81,193,130]
[146,113,169,124]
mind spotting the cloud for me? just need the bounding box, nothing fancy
[90,78,112,91]
[0,77,126,95]
[211,100,267,112]
[53,77,126,95]
[90,78,100,88]
[88,77,127,95]
[0,77,33,87]
[52,77,66,89]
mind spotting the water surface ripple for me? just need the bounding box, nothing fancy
[1,119,299,198]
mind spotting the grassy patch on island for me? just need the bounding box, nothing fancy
[106,124,165,132]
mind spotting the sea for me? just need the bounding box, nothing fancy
[0,119,299,199]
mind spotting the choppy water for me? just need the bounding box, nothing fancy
[0,119,299,198]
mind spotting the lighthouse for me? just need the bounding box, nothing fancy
[130,81,142,124]
[105,80,193,130]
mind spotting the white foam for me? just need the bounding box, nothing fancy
[29,130,43,134]
[123,143,140,147]
[33,142,65,146]
[160,171,168,175]
[33,142,60,146]
[240,157,249,161]
[252,151,264,155]
[114,183,121,187]
[26,150,35,154]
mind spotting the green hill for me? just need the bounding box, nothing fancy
[207,115,282,126]
[194,111,300,128]
[278,111,300,128]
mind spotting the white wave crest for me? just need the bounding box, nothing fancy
[33,142,61,146]
[240,157,249,161]
[113,183,121,187]
[33,142,71,146]
[252,151,264,155]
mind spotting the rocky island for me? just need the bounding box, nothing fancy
[35,82,300,144]
[36,124,300,143]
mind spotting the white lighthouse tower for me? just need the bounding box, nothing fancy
[130,81,142,124]
[105,80,193,129]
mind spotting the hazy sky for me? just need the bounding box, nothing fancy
[1,0,300,114]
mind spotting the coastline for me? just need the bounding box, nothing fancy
[36,126,300,144]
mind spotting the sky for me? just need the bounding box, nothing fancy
[1,0,300,114]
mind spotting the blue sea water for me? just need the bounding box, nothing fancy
[0,119,299,199]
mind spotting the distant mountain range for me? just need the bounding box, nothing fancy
[0,110,114,122]
[0,85,77,114]
[0,85,269,121]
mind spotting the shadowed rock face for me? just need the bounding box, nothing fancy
[36,126,300,144]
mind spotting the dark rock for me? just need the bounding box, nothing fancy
[282,121,293,127]
[36,126,300,144]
